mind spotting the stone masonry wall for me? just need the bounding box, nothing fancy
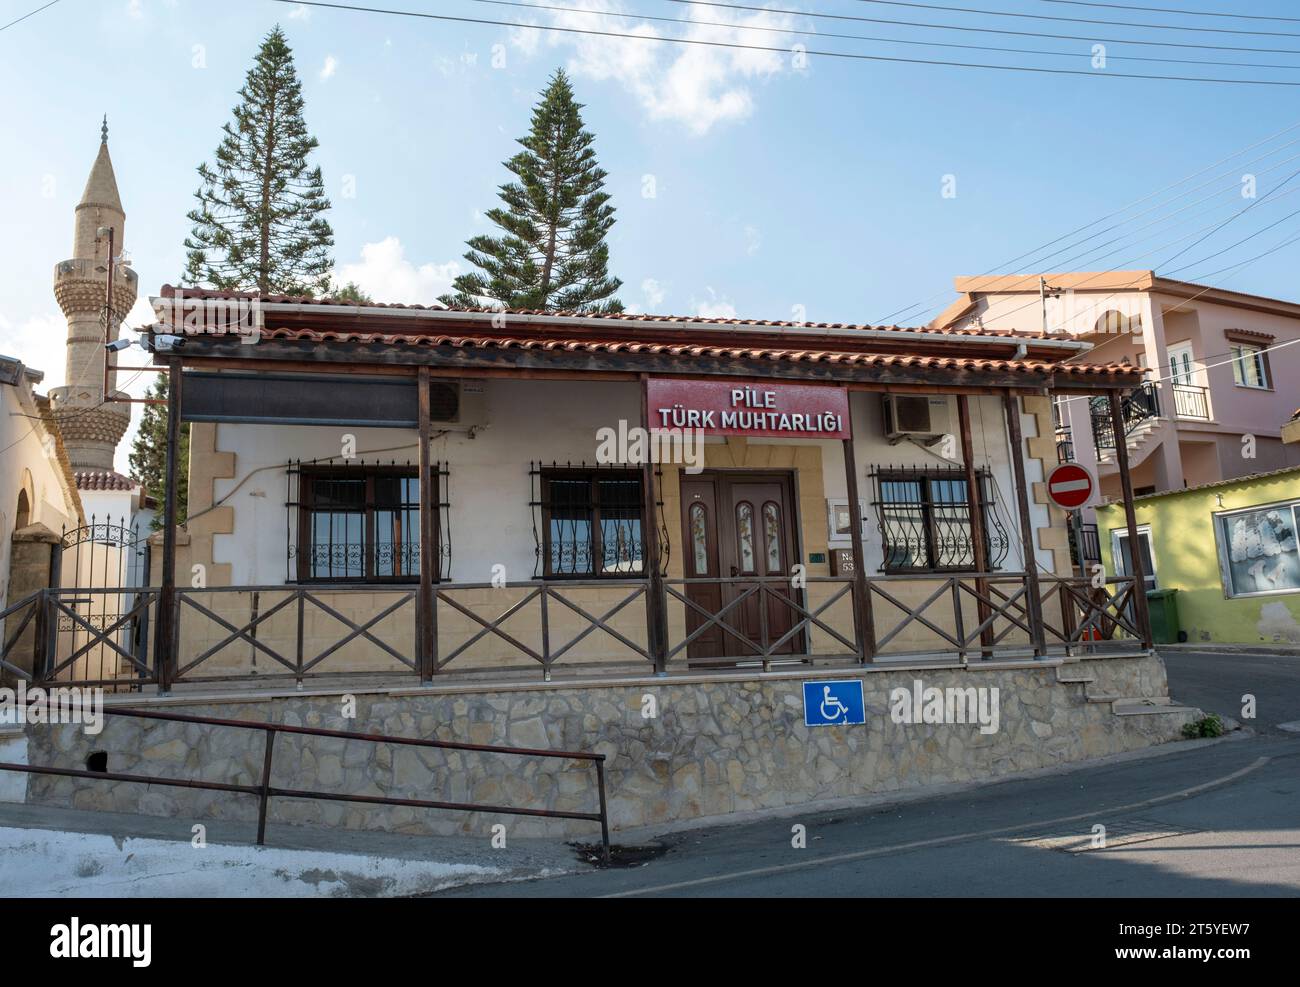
[24,655,1193,840]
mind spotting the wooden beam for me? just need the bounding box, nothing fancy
[1002,390,1047,657]
[1108,390,1155,651]
[179,337,1065,391]
[957,395,994,657]
[840,417,875,663]
[639,374,669,674]
[154,358,182,691]
[417,366,437,681]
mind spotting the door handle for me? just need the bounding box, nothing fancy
[730,566,739,577]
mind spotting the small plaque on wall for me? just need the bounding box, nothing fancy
[830,548,856,575]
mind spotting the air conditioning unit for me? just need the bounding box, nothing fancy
[882,394,951,439]
[429,378,489,428]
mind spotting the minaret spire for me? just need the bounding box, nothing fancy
[49,121,136,474]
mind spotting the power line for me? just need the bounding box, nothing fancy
[276,1,1300,85]
[876,119,1300,323]
[853,0,1300,39]
[1036,1,1300,26]
[0,0,59,33]
[665,0,1300,55]
[480,0,1300,71]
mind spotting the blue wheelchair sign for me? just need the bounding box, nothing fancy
[802,680,866,727]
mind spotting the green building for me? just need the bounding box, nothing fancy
[1096,465,1300,647]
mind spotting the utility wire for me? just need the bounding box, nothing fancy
[665,0,1300,55]
[1037,0,1300,24]
[276,0,1300,77]
[480,0,1300,71]
[852,0,1300,39]
[0,0,59,33]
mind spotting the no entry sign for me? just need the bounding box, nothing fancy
[1046,462,1096,510]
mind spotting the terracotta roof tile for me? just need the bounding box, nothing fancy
[203,326,1137,379]
[75,470,137,492]
[153,284,1068,340]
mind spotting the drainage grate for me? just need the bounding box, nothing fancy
[1008,816,1201,854]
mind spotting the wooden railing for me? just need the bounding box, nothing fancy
[1,571,1150,689]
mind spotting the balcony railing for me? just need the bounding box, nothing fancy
[1170,382,1210,420]
[1055,426,1074,463]
[1091,381,1159,451]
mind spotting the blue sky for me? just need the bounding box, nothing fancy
[5,0,1300,446]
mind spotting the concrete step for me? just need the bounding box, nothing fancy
[1110,698,1196,716]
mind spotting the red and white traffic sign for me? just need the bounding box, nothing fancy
[1045,462,1096,510]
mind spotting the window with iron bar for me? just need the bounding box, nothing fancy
[531,464,647,579]
[869,465,1009,574]
[286,460,451,583]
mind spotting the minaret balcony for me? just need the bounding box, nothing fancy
[54,258,139,320]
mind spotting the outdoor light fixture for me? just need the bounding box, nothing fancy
[105,337,133,353]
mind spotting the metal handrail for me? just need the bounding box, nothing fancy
[0,705,611,862]
[1170,382,1211,420]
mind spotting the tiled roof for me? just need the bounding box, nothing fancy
[222,326,1134,379]
[75,470,137,492]
[153,284,1071,340]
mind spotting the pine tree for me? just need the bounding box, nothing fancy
[329,280,373,304]
[129,375,190,530]
[183,25,334,296]
[440,70,623,312]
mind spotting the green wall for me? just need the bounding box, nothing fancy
[1096,468,1300,647]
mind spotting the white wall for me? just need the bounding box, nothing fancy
[209,379,1042,584]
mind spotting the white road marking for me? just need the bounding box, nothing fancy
[599,756,1270,897]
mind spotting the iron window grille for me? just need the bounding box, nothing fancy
[286,459,451,583]
[869,465,1009,574]
[530,462,667,579]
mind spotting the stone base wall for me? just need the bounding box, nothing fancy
[24,654,1193,839]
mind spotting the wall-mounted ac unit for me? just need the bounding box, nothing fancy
[429,378,489,428]
[882,394,951,439]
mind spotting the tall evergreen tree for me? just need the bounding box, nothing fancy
[183,25,334,296]
[129,375,190,529]
[441,70,622,312]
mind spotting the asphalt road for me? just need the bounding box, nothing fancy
[438,650,1300,898]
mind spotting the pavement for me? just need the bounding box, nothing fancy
[0,801,585,897]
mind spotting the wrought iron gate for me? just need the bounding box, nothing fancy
[53,515,150,690]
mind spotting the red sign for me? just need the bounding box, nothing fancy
[1045,462,1096,510]
[645,379,851,439]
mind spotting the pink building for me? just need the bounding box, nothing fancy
[935,271,1300,565]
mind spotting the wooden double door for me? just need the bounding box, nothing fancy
[679,472,804,662]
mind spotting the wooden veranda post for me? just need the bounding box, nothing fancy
[154,357,181,691]
[418,366,437,681]
[957,395,995,657]
[1108,390,1155,650]
[640,375,668,673]
[840,417,875,663]
[1002,390,1047,658]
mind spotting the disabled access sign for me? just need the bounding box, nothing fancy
[802,680,867,727]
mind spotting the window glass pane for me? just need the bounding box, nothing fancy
[880,478,927,570]
[929,478,975,568]
[690,503,709,575]
[542,471,644,577]
[736,502,756,573]
[600,517,642,573]
[1231,347,1246,385]
[762,502,782,573]
[1220,505,1300,596]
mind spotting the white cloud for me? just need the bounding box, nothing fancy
[693,288,736,319]
[510,1,796,135]
[319,55,338,81]
[127,0,143,20]
[334,237,461,306]
[0,311,67,388]
[287,2,312,19]
[640,278,665,308]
